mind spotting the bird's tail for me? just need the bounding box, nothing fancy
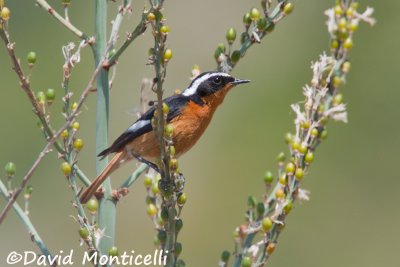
[79,151,126,204]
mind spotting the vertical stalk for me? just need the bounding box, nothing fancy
[93,0,116,259]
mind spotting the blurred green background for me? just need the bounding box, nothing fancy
[0,1,398,266]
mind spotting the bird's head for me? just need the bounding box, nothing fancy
[182,72,250,103]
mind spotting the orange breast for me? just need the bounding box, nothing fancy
[126,87,232,160]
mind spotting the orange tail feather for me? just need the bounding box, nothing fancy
[80,151,126,204]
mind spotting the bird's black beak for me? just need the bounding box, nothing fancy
[232,78,251,85]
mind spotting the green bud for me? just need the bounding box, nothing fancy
[45,88,55,102]
[226,28,237,44]
[175,218,183,232]
[243,13,252,26]
[247,196,257,208]
[79,228,89,239]
[257,17,268,31]
[262,217,273,232]
[241,256,251,267]
[108,246,119,257]
[27,51,37,64]
[25,185,33,195]
[264,171,273,183]
[230,50,241,64]
[87,198,99,213]
[5,162,16,177]
[277,152,285,162]
[256,202,265,217]
[221,251,230,262]
[174,242,182,256]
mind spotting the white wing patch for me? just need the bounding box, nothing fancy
[127,120,150,133]
[182,72,231,97]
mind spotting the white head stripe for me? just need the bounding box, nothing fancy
[182,72,231,97]
[127,120,150,132]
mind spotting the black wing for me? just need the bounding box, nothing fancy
[98,94,203,158]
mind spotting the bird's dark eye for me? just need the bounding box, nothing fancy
[213,76,222,84]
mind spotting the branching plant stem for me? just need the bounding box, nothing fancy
[36,0,89,40]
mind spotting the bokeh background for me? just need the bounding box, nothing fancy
[0,1,398,266]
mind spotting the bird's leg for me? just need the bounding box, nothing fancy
[131,152,160,173]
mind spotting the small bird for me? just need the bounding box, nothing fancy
[80,71,250,203]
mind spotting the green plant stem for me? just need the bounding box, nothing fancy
[36,0,89,40]
[0,180,54,265]
[105,14,147,68]
[93,0,115,261]
[119,163,148,189]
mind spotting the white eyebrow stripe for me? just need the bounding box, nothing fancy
[127,120,150,132]
[182,72,231,96]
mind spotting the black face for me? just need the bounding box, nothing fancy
[196,74,235,97]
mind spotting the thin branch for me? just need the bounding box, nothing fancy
[0,40,107,225]
[0,180,55,265]
[0,29,90,185]
[104,13,147,69]
[35,0,89,40]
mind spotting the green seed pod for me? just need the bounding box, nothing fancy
[160,25,170,34]
[250,7,260,20]
[243,13,251,26]
[174,242,182,256]
[73,138,84,151]
[264,171,273,184]
[146,203,157,216]
[262,217,273,232]
[283,3,294,15]
[217,43,226,54]
[226,28,237,44]
[60,162,71,175]
[221,250,230,262]
[164,48,173,61]
[241,256,252,267]
[285,162,295,174]
[247,196,257,208]
[5,162,16,177]
[87,198,99,213]
[164,124,174,137]
[79,228,89,239]
[230,50,241,64]
[45,88,55,102]
[177,192,187,206]
[214,47,224,61]
[257,17,268,31]
[160,207,169,222]
[0,6,10,21]
[157,230,167,243]
[284,200,293,214]
[175,218,183,232]
[256,202,265,218]
[343,38,353,50]
[277,152,285,162]
[305,152,314,164]
[295,168,304,180]
[284,132,293,144]
[36,91,46,103]
[25,185,33,195]
[108,246,119,257]
[320,129,328,140]
[27,51,37,64]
